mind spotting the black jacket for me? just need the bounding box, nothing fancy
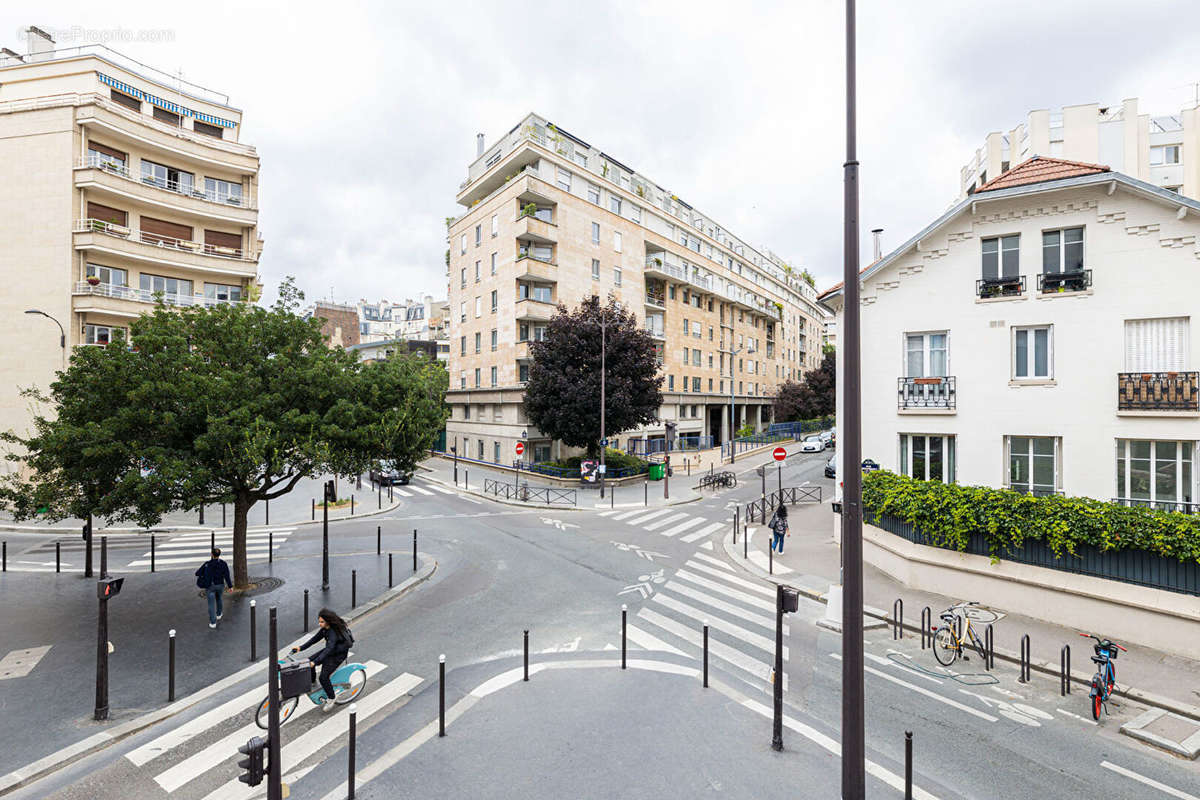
[298,626,350,665]
[195,559,232,589]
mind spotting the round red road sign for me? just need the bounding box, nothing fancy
[515,442,525,455]
[773,446,787,461]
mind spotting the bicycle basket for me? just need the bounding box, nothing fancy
[280,662,315,700]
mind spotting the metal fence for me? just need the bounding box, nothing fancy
[867,511,1199,596]
[745,486,822,524]
[483,478,577,506]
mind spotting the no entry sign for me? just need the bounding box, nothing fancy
[773,447,787,462]
[515,442,525,455]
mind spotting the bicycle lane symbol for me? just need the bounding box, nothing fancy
[957,688,1055,727]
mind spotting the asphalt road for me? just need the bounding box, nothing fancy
[3,453,1197,800]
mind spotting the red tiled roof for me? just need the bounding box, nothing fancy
[975,155,1109,193]
[818,261,877,300]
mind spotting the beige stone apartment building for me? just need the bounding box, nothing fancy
[0,30,261,459]
[446,113,825,465]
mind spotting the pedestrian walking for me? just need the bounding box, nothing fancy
[767,504,789,554]
[292,608,355,712]
[195,548,233,629]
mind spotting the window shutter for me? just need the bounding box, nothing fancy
[1125,318,1189,371]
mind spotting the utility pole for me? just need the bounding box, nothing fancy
[322,480,332,591]
[267,607,282,800]
[599,312,607,499]
[842,0,866,795]
[729,346,743,463]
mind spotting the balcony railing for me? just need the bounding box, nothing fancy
[1037,269,1092,293]
[74,219,252,260]
[643,324,665,339]
[1112,497,1199,515]
[897,376,956,410]
[1117,371,1199,411]
[78,156,251,208]
[644,292,665,307]
[74,280,244,309]
[517,245,554,264]
[976,275,1025,298]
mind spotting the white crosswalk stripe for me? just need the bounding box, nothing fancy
[690,552,734,571]
[651,593,787,658]
[636,608,780,688]
[659,517,704,538]
[394,488,412,497]
[679,521,725,543]
[410,486,435,496]
[428,485,455,495]
[611,509,647,521]
[673,569,776,612]
[127,530,292,568]
[625,624,688,656]
[626,509,674,525]
[597,509,620,517]
[682,560,775,598]
[642,512,687,531]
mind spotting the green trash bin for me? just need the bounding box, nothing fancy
[648,463,665,481]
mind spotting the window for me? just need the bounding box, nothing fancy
[491,214,498,237]
[474,368,481,387]
[692,377,701,392]
[669,285,676,299]
[490,329,498,351]
[557,168,572,191]
[153,106,181,126]
[460,301,466,322]
[494,441,501,463]
[475,297,482,317]
[519,323,529,342]
[475,224,482,246]
[460,234,467,254]
[491,253,497,275]
[632,206,641,224]
[518,284,552,303]
[692,321,701,338]
[708,354,713,368]
[204,283,242,302]
[109,88,140,111]
[464,404,471,420]
[613,232,622,252]
[460,268,467,288]
[86,264,128,287]
[709,327,714,341]
[573,151,587,167]
[905,332,948,377]
[1124,317,1189,371]
[592,222,600,244]
[587,183,600,204]
[460,336,466,356]
[140,273,193,300]
[1013,326,1052,379]
[592,259,600,280]
[1042,227,1084,273]
[519,363,530,383]
[692,350,701,367]
[683,347,689,363]
[1007,436,1059,496]
[532,325,547,341]
[204,177,242,204]
[460,373,466,389]
[1116,440,1194,510]
[899,434,956,482]
[610,195,622,215]
[193,120,223,138]
[708,378,713,390]
[981,235,1019,279]
[478,440,484,460]
[475,261,481,282]
[1150,144,1181,165]
[474,332,481,354]
[87,143,127,171]
[668,375,675,390]
[141,160,194,194]
[490,366,498,387]
[491,290,498,312]
[83,324,124,345]
[613,267,622,286]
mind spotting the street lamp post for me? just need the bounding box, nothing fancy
[729,346,744,463]
[25,309,66,369]
[599,314,608,500]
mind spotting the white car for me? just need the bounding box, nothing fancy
[799,435,825,453]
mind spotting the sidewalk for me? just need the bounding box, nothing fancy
[727,501,1200,723]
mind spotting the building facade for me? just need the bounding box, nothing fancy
[446,113,825,465]
[304,301,360,348]
[357,295,448,343]
[959,96,1200,200]
[0,31,261,455]
[823,157,1198,512]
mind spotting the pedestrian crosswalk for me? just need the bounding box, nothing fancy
[126,528,294,568]
[597,506,726,545]
[624,553,789,695]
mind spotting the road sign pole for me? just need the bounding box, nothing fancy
[268,607,282,800]
[94,585,109,720]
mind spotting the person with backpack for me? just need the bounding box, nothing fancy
[195,548,233,629]
[768,503,789,554]
[292,608,354,712]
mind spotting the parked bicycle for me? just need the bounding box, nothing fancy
[1079,632,1126,721]
[931,601,1002,667]
[254,653,368,729]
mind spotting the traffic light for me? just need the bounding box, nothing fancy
[97,577,124,599]
[324,479,337,503]
[237,735,267,786]
[781,586,800,614]
[664,421,677,446]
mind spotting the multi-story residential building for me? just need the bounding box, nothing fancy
[303,301,361,349]
[446,113,824,465]
[958,96,1200,199]
[356,296,450,344]
[822,156,1198,512]
[1,30,261,450]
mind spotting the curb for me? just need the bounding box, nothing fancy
[717,531,1200,725]
[0,555,437,797]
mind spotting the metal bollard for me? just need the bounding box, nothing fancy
[523,630,529,682]
[351,569,357,609]
[348,703,357,798]
[200,505,205,525]
[644,481,647,506]
[249,600,257,661]
[265,498,269,526]
[378,482,381,509]
[743,521,748,559]
[303,589,309,632]
[377,526,381,555]
[1019,634,1031,683]
[211,530,215,552]
[920,606,931,649]
[100,535,107,578]
[464,471,468,491]
[611,488,614,509]
[222,503,226,527]
[733,507,739,544]
[268,530,273,563]
[388,553,393,588]
[621,604,627,669]
[769,540,773,574]
[893,598,904,640]
[168,629,176,701]
[1061,644,1071,696]
[985,624,995,670]
[312,498,316,521]
[438,655,446,737]
[703,620,709,688]
[905,731,913,800]
[151,535,156,572]
[413,530,417,572]
[351,495,355,516]
[56,541,61,573]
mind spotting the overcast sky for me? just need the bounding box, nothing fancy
[8,1,1199,306]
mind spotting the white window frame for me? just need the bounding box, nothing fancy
[1115,439,1195,509]
[1012,325,1053,380]
[1150,144,1181,166]
[1004,435,1061,495]
[613,231,622,253]
[613,267,622,286]
[474,296,481,318]
[587,183,600,204]
[592,258,600,280]
[903,331,949,378]
[460,233,467,254]
[592,222,600,244]
[556,167,572,191]
[491,214,498,237]
[898,434,956,482]
[610,195,622,215]
[1124,317,1189,371]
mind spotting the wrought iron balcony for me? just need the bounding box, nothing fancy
[976,275,1025,298]
[897,376,956,410]
[1037,269,1092,293]
[1113,497,1200,515]
[1117,371,1199,411]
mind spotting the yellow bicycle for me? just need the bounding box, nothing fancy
[931,602,1001,667]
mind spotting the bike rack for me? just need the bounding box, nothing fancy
[892,598,903,640]
[1060,644,1071,696]
[1019,634,1031,683]
[920,606,931,649]
[984,624,995,670]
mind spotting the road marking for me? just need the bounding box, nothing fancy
[644,512,689,532]
[1100,761,1200,800]
[597,509,620,517]
[1055,708,1098,726]
[699,540,714,551]
[627,509,675,525]
[638,609,777,686]
[830,654,997,722]
[410,486,435,496]
[690,552,734,571]
[0,646,52,680]
[611,509,647,521]
[660,517,705,538]
[428,486,455,494]
[393,489,412,497]
[682,560,776,598]
[674,569,775,612]
[661,581,783,635]
[625,624,688,656]
[126,684,265,766]
[652,593,785,658]
[129,554,276,567]
[680,522,725,543]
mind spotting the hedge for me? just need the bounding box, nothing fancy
[861,471,1200,564]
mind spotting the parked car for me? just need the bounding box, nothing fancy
[800,435,825,453]
[819,430,834,449]
[370,460,411,486]
[824,453,836,478]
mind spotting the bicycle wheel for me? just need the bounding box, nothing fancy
[334,666,367,705]
[932,627,959,667]
[1090,680,1102,721]
[255,694,300,729]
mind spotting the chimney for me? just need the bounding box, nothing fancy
[25,26,54,62]
[871,228,883,262]
[476,133,485,158]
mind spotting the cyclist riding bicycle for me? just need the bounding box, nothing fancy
[291,608,355,712]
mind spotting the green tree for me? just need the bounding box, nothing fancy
[524,295,662,458]
[773,351,835,421]
[1,279,447,587]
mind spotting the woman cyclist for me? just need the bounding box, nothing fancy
[292,608,354,712]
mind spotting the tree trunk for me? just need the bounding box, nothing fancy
[232,495,251,589]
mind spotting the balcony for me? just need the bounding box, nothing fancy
[1112,498,1199,515]
[644,291,665,308]
[645,255,686,281]
[76,155,255,217]
[515,298,555,322]
[73,280,244,312]
[1117,372,1199,412]
[515,259,557,283]
[1037,270,1092,294]
[514,211,557,244]
[643,323,665,340]
[73,219,257,276]
[976,275,1025,299]
[517,244,555,266]
[897,376,956,411]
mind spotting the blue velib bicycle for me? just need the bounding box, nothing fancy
[255,653,368,729]
[1079,632,1125,721]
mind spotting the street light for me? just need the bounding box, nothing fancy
[26,309,66,368]
[729,346,744,463]
[598,308,611,500]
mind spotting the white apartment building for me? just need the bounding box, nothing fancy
[0,30,261,455]
[447,113,825,465]
[959,96,1200,200]
[356,296,449,344]
[823,156,1198,512]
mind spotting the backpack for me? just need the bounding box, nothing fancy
[195,562,210,589]
[767,513,780,533]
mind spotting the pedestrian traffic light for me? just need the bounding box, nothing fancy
[237,735,267,786]
[97,577,124,599]
[664,421,677,445]
[781,586,800,614]
[324,479,336,503]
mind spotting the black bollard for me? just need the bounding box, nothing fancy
[199,505,205,525]
[1061,644,1071,696]
[347,703,357,798]
[734,507,738,544]
[621,604,627,670]
[168,629,176,701]
[893,598,904,640]
[376,526,381,555]
[644,480,647,506]
[351,495,355,516]
[413,530,417,572]
[222,503,226,528]
[1020,634,1031,683]
[703,621,709,688]
[438,655,446,737]
[769,540,773,574]
[56,541,61,573]
[921,606,932,649]
[269,530,273,564]
[905,731,913,800]
[524,630,529,682]
[249,600,257,662]
[211,530,215,552]
[151,535,156,573]
[312,498,316,521]
[303,589,309,632]
[352,570,357,609]
[100,536,108,578]
[985,624,995,670]
[388,553,393,588]
[377,482,381,509]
